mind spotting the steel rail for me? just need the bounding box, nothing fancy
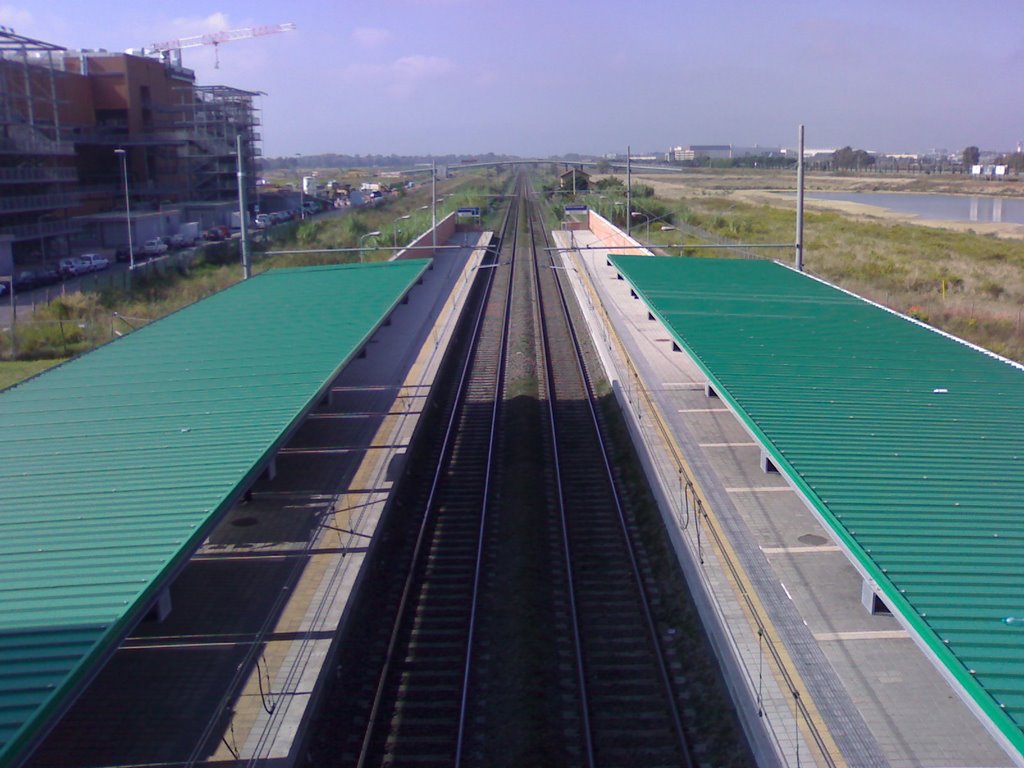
[523,184,597,767]
[354,185,518,768]
[530,190,695,767]
[453,182,521,767]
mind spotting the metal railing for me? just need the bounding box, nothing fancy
[569,244,841,768]
[0,166,77,183]
[669,220,765,258]
[0,135,75,156]
[0,191,82,213]
[0,218,81,239]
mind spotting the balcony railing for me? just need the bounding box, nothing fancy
[0,191,83,214]
[0,127,76,156]
[0,218,81,241]
[0,167,78,183]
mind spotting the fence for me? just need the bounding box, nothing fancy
[0,249,207,360]
[670,220,765,258]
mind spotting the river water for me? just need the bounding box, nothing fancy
[807,192,1024,224]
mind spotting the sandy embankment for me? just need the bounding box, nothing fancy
[626,172,1024,240]
[734,189,1024,239]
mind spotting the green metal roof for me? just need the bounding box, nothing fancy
[0,260,430,767]
[609,254,1024,757]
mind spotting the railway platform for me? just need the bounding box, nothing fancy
[553,224,1015,768]
[25,231,492,768]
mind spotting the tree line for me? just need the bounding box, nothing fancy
[259,152,518,171]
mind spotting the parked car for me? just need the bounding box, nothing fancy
[254,213,272,229]
[140,238,168,257]
[35,266,61,286]
[58,257,89,277]
[168,233,195,249]
[12,271,39,291]
[78,253,110,271]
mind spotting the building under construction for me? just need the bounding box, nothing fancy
[0,28,261,271]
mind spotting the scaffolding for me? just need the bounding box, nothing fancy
[0,30,265,269]
[0,30,80,259]
[183,85,261,203]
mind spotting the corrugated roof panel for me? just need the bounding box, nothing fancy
[0,260,430,766]
[609,255,1024,756]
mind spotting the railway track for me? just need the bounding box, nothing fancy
[351,180,522,767]
[522,190,691,767]
[305,175,698,767]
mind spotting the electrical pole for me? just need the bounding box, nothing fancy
[8,277,14,359]
[432,159,437,257]
[237,134,251,279]
[114,148,134,270]
[626,145,632,236]
[796,124,805,272]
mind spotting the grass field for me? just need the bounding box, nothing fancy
[0,358,67,391]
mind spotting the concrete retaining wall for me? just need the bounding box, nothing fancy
[587,210,647,252]
[395,212,457,260]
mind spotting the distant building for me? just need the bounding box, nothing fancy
[559,167,590,191]
[732,145,782,158]
[780,147,837,159]
[971,165,1008,177]
[0,29,261,269]
[668,144,733,162]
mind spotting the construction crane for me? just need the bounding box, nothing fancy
[148,22,296,68]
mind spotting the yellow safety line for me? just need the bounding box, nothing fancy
[565,238,847,768]
[211,235,491,761]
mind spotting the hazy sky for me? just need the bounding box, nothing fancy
[5,0,1023,158]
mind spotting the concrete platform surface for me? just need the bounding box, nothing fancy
[554,225,1015,768]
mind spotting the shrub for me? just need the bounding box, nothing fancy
[980,279,1005,299]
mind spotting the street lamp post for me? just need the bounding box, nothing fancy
[393,214,411,250]
[631,210,675,242]
[626,144,632,236]
[359,230,381,263]
[236,134,252,280]
[431,160,437,256]
[631,211,652,241]
[114,148,134,269]
[431,194,447,257]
